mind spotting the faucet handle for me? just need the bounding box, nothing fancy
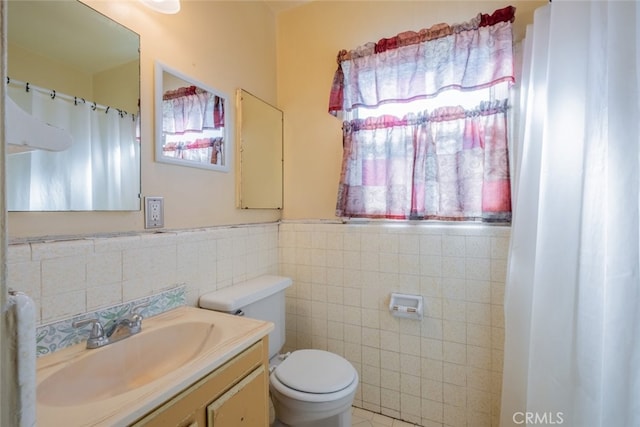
[131,301,150,316]
[72,318,109,349]
[127,302,150,334]
[72,318,104,336]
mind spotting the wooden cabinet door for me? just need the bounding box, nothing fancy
[207,365,268,427]
[130,339,268,427]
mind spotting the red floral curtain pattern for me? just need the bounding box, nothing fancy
[336,103,511,221]
[161,86,226,166]
[330,7,515,222]
[329,6,516,115]
[162,86,225,133]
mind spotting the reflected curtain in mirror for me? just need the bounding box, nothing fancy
[155,62,229,171]
[6,81,140,211]
[162,85,224,165]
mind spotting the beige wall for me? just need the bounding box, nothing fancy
[94,59,140,114]
[9,44,139,114]
[8,42,94,100]
[277,0,544,220]
[274,3,544,426]
[7,0,545,238]
[8,0,281,240]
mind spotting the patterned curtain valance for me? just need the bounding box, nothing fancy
[328,6,516,115]
[162,86,225,132]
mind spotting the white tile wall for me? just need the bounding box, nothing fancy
[7,223,279,325]
[279,221,510,427]
[9,220,509,427]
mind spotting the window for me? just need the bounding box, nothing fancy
[329,6,515,223]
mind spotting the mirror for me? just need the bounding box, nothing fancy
[6,0,141,211]
[155,63,230,172]
[236,89,283,209]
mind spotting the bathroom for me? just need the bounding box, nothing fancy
[1,1,638,427]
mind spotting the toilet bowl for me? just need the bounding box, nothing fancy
[199,276,359,427]
[269,349,359,427]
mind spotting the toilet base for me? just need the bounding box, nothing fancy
[270,388,353,427]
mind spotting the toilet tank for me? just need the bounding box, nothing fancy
[199,275,292,359]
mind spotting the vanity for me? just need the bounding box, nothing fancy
[132,339,267,426]
[35,307,273,426]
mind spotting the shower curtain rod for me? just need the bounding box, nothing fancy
[6,77,135,119]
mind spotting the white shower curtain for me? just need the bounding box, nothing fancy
[501,1,640,427]
[6,85,139,211]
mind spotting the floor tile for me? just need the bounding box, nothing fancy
[272,404,421,427]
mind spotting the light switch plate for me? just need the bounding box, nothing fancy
[144,196,164,229]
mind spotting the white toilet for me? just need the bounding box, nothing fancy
[199,275,359,427]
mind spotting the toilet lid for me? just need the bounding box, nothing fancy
[274,349,356,394]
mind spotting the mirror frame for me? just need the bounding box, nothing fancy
[154,62,231,172]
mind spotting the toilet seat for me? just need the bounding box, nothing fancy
[270,349,358,403]
[274,349,357,393]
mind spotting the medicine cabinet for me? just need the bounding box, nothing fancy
[236,89,283,209]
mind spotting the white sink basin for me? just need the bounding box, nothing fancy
[35,306,274,427]
[38,321,220,406]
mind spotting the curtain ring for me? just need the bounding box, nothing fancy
[92,102,97,111]
[105,106,110,114]
[51,90,56,100]
[25,82,30,92]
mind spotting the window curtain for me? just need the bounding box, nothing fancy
[161,86,225,164]
[162,86,224,133]
[501,2,640,426]
[162,137,224,164]
[6,85,139,211]
[330,6,515,222]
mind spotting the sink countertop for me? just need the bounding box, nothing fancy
[36,306,273,426]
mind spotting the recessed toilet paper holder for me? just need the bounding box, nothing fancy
[389,292,424,320]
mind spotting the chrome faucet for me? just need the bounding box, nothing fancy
[71,318,109,349]
[73,302,150,349]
